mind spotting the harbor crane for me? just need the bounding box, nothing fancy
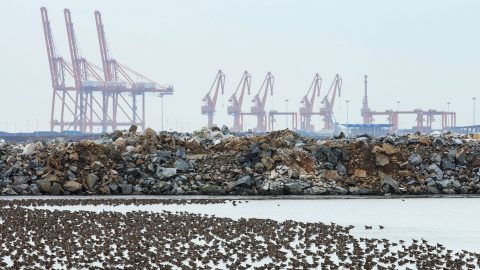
[249,72,274,132]
[299,73,322,132]
[320,74,342,129]
[201,70,225,128]
[227,71,251,132]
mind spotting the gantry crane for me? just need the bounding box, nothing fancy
[299,73,322,131]
[227,71,251,132]
[249,72,274,132]
[201,70,225,128]
[64,9,105,133]
[41,7,78,132]
[320,74,342,129]
[94,10,173,131]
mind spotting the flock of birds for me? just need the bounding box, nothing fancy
[0,199,478,269]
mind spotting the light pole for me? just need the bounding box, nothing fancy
[473,97,477,126]
[447,102,450,112]
[26,119,29,133]
[346,100,350,137]
[161,95,164,131]
[285,99,289,129]
[36,119,39,137]
[397,101,400,112]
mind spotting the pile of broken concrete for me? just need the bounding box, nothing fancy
[1,126,480,196]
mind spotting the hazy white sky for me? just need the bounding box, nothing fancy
[1,0,479,132]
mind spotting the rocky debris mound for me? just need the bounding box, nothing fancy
[1,126,480,196]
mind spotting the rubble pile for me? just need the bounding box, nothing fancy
[1,126,480,196]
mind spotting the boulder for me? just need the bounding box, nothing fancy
[409,154,423,166]
[354,169,367,178]
[63,181,83,193]
[381,175,399,193]
[174,159,191,171]
[234,174,253,188]
[156,167,177,180]
[84,173,99,190]
[36,179,51,193]
[285,181,311,194]
[382,143,396,155]
[13,175,29,186]
[427,164,443,180]
[261,157,275,170]
[22,143,36,155]
[375,153,389,166]
[50,182,64,195]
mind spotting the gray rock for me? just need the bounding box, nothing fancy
[322,162,334,170]
[381,175,399,193]
[442,188,456,194]
[85,173,99,190]
[50,182,64,195]
[174,159,191,171]
[29,184,40,195]
[175,147,186,158]
[336,163,347,176]
[119,183,133,195]
[332,186,349,195]
[452,138,463,145]
[375,153,389,166]
[285,181,311,194]
[13,184,29,194]
[13,175,29,186]
[254,162,265,173]
[430,153,442,165]
[427,164,443,180]
[1,187,18,195]
[436,179,452,190]
[441,159,455,170]
[409,154,423,166]
[234,174,253,188]
[426,181,440,194]
[156,167,177,180]
[259,180,285,195]
[199,184,225,195]
[455,150,466,164]
[305,186,327,195]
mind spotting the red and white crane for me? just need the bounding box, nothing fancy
[249,72,274,132]
[201,70,225,128]
[64,9,105,133]
[320,74,342,129]
[94,10,173,131]
[299,73,322,131]
[227,71,251,132]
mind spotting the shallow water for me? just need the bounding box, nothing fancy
[23,197,480,252]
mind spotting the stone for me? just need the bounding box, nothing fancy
[306,186,327,195]
[156,167,177,180]
[98,186,111,195]
[442,188,456,194]
[332,186,349,195]
[409,154,423,166]
[113,137,126,147]
[441,159,455,170]
[234,174,253,188]
[259,180,285,195]
[128,125,138,133]
[455,149,466,164]
[323,170,340,181]
[381,175,399,193]
[427,164,443,180]
[29,184,40,195]
[354,169,367,178]
[119,184,133,195]
[50,182,64,195]
[452,138,463,145]
[85,173,99,190]
[22,143,36,155]
[426,181,440,194]
[436,179,452,190]
[174,159,191,171]
[375,153,389,166]
[1,187,18,195]
[336,163,347,176]
[176,147,186,158]
[261,157,275,170]
[13,175,29,186]
[36,179,51,193]
[63,181,83,192]
[254,162,265,173]
[13,184,29,194]
[285,181,311,194]
[382,143,396,155]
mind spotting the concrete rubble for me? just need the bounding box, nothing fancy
[2,126,480,196]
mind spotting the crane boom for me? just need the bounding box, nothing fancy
[94,10,113,81]
[320,74,342,129]
[250,72,274,132]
